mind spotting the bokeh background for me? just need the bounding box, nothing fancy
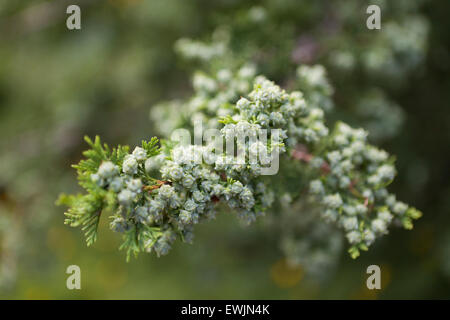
[0,0,449,299]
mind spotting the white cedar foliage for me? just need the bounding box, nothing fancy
[59,67,421,262]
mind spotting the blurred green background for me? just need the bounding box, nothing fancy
[0,0,449,299]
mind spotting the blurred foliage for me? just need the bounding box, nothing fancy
[0,0,449,299]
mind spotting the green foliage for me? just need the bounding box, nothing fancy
[57,193,104,247]
[141,137,160,158]
[119,224,163,262]
[60,72,422,263]
[58,136,161,254]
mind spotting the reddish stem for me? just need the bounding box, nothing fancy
[292,144,369,205]
[143,180,171,192]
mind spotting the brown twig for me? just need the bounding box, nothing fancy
[292,144,370,206]
[143,180,171,192]
[291,144,330,174]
